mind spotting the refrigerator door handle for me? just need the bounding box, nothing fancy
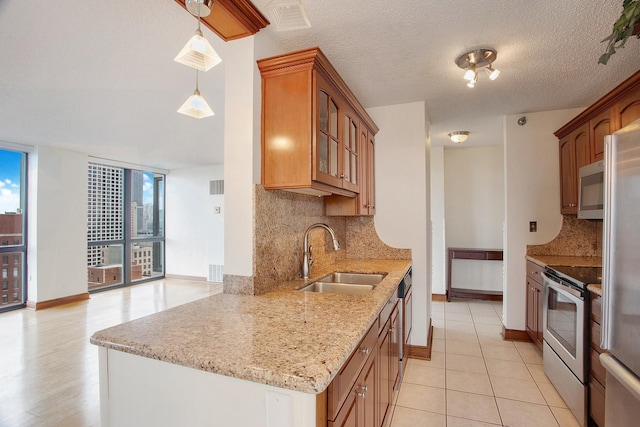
[601,135,613,350]
[600,353,640,402]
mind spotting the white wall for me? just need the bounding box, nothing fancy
[223,34,283,278]
[503,108,583,330]
[430,146,446,295]
[165,165,224,279]
[27,146,87,302]
[367,101,430,347]
[444,146,504,292]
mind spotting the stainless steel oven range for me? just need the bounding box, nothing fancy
[542,265,601,427]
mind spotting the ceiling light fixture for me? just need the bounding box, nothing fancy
[175,0,220,119]
[174,0,222,71]
[455,48,500,88]
[178,70,215,119]
[448,131,470,143]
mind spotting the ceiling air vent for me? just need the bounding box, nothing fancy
[266,0,311,31]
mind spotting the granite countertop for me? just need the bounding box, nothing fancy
[526,255,602,268]
[90,258,411,394]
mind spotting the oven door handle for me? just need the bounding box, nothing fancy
[541,272,583,300]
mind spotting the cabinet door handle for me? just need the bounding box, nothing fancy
[355,390,366,399]
[359,347,370,355]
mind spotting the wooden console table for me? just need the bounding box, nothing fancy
[447,247,504,302]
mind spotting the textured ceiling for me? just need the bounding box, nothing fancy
[0,1,638,169]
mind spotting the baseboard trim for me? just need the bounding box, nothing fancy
[27,292,90,310]
[502,326,532,342]
[407,320,433,360]
[164,274,208,282]
[432,294,446,302]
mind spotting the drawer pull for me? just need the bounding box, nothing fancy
[359,347,370,355]
[354,385,368,398]
[355,391,366,399]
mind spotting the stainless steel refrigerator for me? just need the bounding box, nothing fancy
[601,119,640,426]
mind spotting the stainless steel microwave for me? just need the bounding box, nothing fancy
[578,160,604,219]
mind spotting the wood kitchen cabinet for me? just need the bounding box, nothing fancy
[325,283,402,427]
[325,125,376,216]
[525,260,544,350]
[556,70,640,215]
[589,292,606,427]
[559,123,590,215]
[258,47,378,199]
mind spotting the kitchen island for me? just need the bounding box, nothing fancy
[90,258,411,427]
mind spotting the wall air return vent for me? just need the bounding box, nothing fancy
[210,180,224,195]
[266,0,311,31]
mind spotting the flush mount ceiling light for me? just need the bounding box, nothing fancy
[455,48,500,88]
[178,70,215,119]
[174,0,222,72]
[448,131,470,143]
[266,0,311,31]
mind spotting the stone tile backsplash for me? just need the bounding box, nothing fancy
[224,185,411,295]
[527,215,602,257]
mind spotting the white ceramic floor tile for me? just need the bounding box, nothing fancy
[526,363,551,384]
[447,416,502,427]
[403,364,445,388]
[396,383,446,414]
[485,358,533,380]
[444,302,471,313]
[445,329,479,343]
[446,390,502,425]
[390,406,445,427]
[409,352,445,369]
[432,326,445,339]
[446,370,494,396]
[481,344,523,362]
[445,312,474,322]
[445,319,476,332]
[446,353,487,374]
[432,302,445,312]
[496,398,560,427]
[549,406,581,427]
[489,375,546,404]
[446,339,483,357]
[473,314,503,325]
[431,338,445,353]
[518,347,544,364]
[537,382,568,408]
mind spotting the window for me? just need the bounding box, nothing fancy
[87,164,165,291]
[0,148,26,310]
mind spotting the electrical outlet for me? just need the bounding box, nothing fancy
[529,221,537,232]
[214,206,221,214]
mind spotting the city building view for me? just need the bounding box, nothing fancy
[87,163,164,290]
[0,148,25,309]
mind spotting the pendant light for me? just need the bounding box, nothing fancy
[178,70,214,119]
[174,0,222,72]
[175,0,220,119]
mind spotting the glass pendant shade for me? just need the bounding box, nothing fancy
[174,29,222,72]
[177,89,214,119]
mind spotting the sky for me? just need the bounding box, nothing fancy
[0,150,23,214]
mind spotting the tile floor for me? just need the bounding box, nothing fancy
[389,300,580,427]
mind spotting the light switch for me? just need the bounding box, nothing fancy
[529,221,537,232]
[214,206,221,214]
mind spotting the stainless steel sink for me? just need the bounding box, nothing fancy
[317,272,387,285]
[297,272,387,295]
[298,282,376,295]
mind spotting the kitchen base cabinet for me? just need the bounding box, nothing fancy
[589,292,606,426]
[525,260,544,349]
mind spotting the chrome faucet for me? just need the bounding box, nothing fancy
[302,223,340,279]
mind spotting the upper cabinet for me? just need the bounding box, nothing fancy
[258,47,379,200]
[555,71,640,215]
